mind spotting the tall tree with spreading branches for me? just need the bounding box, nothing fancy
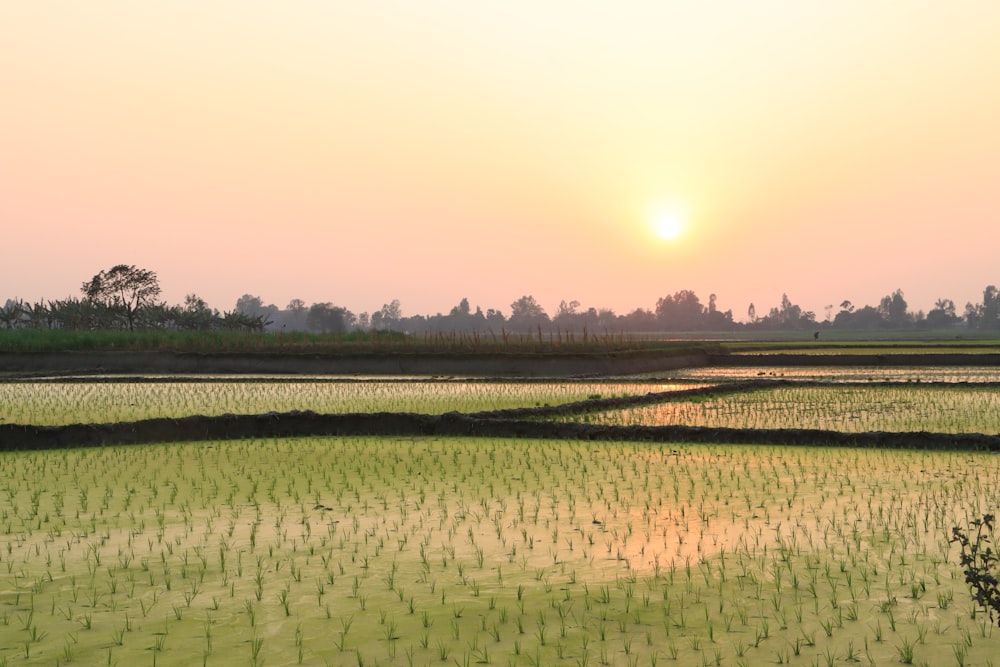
[81,264,162,331]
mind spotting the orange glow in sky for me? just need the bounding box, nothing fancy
[3,2,1000,320]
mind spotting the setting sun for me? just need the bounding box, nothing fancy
[652,207,686,241]
[655,216,683,240]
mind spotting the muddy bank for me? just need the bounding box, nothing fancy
[3,410,998,452]
[5,350,996,377]
[0,350,709,377]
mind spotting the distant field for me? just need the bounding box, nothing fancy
[722,337,1000,349]
[730,347,1000,356]
[661,366,1000,383]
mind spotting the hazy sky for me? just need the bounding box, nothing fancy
[3,2,999,322]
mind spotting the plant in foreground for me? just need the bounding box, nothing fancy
[952,514,1000,625]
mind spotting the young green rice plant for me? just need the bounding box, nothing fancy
[953,641,968,666]
[895,635,916,664]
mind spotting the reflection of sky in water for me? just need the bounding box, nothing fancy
[455,445,981,584]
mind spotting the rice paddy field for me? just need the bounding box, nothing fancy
[0,380,701,427]
[567,385,1000,434]
[2,362,1000,666]
[659,367,1000,384]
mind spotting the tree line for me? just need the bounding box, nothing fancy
[3,264,1000,334]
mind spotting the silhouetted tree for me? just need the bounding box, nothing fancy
[972,285,1000,328]
[623,307,657,331]
[757,294,814,329]
[552,299,583,331]
[137,303,176,329]
[433,297,488,333]
[449,298,471,317]
[851,305,885,328]
[81,264,162,331]
[45,297,94,330]
[219,309,266,332]
[877,289,909,326]
[485,308,506,329]
[780,293,800,323]
[269,298,310,330]
[0,299,24,329]
[656,290,704,330]
[175,294,217,330]
[510,295,545,318]
[705,294,734,329]
[509,295,549,330]
[924,298,959,328]
[556,300,580,319]
[372,299,403,331]
[306,302,353,333]
[16,273,990,336]
[24,301,53,329]
[235,294,277,327]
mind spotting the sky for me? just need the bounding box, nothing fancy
[3,2,999,322]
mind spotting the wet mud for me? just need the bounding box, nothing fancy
[3,407,998,452]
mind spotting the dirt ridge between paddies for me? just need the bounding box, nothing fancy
[4,409,1000,452]
[0,349,710,377]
